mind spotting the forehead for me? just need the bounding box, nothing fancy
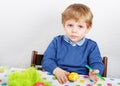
[65,19,86,24]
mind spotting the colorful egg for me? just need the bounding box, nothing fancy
[68,72,79,81]
[34,82,45,86]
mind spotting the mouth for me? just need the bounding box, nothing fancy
[70,35,78,38]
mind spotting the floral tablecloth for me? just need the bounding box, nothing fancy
[0,66,120,86]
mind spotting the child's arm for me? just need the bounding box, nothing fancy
[41,38,58,73]
[88,42,104,75]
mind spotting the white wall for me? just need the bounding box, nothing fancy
[0,0,120,78]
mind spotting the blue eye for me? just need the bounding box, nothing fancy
[79,25,84,28]
[68,24,73,27]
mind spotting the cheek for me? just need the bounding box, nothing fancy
[78,29,85,33]
[85,29,90,34]
[64,28,70,32]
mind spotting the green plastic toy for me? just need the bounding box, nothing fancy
[7,67,52,86]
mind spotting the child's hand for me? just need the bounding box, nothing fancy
[53,67,70,84]
[89,69,99,84]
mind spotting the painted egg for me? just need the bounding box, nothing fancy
[68,72,79,81]
[34,82,45,86]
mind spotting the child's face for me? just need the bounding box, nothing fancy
[63,19,91,42]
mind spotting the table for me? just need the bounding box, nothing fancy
[0,66,120,86]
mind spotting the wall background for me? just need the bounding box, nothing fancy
[0,0,120,78]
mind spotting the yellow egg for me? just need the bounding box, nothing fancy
[68,72,79,81]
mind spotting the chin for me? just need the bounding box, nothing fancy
[71,39,79,42]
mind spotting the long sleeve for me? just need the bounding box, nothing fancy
[88,42,104,75]
[41,38,58,74]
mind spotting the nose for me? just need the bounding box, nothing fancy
[72,27,77,33]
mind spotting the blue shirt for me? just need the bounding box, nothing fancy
[42,35,104,75]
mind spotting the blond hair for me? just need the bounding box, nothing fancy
[62,3,93,28]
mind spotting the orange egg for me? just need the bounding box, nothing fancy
[68,72,79,81]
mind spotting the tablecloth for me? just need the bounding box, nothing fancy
[0,67,120,86]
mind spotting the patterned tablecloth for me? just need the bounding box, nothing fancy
[0,66,120,86]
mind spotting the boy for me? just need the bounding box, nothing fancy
[42,3,104,84]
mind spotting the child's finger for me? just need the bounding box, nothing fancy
[90,69,99,74]
[89,70,93,75]
[94,69,99,74]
